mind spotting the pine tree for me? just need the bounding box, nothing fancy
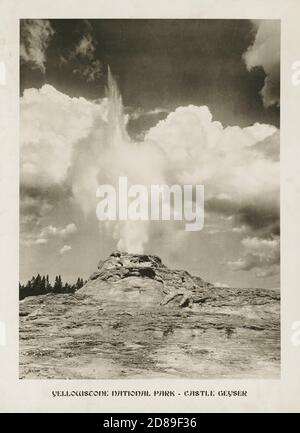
[75,277,84,291]
[53,275,63,293]
[46,275,52,293]
[19,282,24,300]
[26,279,32,296]
[19,274,84,299]
[36,274,42,294]
[41,275,46,293]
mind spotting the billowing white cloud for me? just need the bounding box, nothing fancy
[20,84,106,188]
[145,105,279,217]
[20,20,54,73]
[243,20,280,108]
[21,223,77,246]
[20,77,279,278]
[40,223,77,239]
[59,245,72,255]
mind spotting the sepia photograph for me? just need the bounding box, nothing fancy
[19,18,280,379]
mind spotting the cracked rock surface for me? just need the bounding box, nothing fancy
[19,251,280,379]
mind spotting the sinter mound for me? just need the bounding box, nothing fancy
[79,250,213,308]
[19,251,280,379]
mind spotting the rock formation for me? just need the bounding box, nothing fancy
[19,251,280,379]
[80,251,213,307]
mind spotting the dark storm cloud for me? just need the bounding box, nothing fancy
[126,107,170,140]
[20,184,71,232]
[218,195,280,277]
[20,184,71,203]
[206,196,279,238]
[235,205,280,238]
[20,19,280,129]
[59,19,103,82]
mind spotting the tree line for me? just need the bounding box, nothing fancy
[19,274,86,300]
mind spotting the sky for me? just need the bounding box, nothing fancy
[20,19,280,288]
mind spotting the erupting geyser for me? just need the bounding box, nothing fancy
[97,67,166,254]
